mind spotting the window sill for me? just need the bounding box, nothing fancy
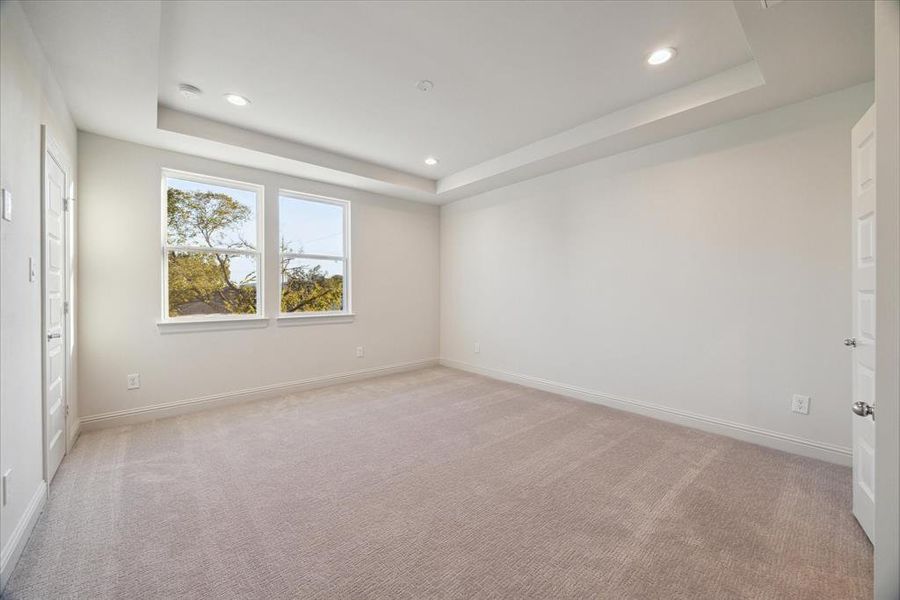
[157,316,270,334]
[276,313,356,326]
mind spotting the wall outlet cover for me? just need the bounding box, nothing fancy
[127,373,141,390]
[791,394,810,415]
[474,342,481,354]
[356,346,364,358]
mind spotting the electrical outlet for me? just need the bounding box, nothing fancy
[127,373,141,390]
[356,346,364,358]
[791,394,810,415]
[474,341,480,354]
[2,469,11,506]
[28,257,36,282]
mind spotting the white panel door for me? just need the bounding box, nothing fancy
[850,104,876,541]
[44,146,67,482]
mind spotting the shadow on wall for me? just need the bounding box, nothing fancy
[446,82,874,214]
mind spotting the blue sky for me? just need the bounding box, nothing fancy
[279,196,343,256]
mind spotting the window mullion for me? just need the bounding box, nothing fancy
[166,245,259,256]
[280,252,344,261]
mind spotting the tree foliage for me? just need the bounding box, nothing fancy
[166,187,343,316]
[167,188,252,248]
[168,252,257,316]
[280,251,343,313]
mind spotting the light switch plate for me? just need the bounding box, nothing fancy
[2,188,11,221]
[2,468,11,506]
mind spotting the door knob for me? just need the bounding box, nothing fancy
[47,332,61,340]
[852,401,875,419]
[843,337,857,347]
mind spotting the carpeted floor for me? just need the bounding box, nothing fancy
[5,367,872,599]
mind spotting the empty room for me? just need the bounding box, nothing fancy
[1,0,899,598]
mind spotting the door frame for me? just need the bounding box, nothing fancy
[40,125,75,483]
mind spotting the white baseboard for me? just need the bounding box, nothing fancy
[1,481,47,592]
[440,359,851,466]
[78,356,850,465]
[80,358,439,431]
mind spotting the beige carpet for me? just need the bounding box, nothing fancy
[5,367,872,599]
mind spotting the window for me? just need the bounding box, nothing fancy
[279,192,350,315]
[162,170,263,320]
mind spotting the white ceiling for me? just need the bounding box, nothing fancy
[22,0,873,204]
[158,1,753,178]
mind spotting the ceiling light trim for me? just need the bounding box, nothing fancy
[647,47,677,66]
[224,93,251,106]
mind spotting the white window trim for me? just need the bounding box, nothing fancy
[276,312,356,326]
[158,316,270,334]
[159,168,266,325]
[278,189,352,317]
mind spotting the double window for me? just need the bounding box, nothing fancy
[161,170,350,322]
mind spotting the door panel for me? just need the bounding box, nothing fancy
[851,105,876,541]
[858,291,875,340]
[44,146,67,482]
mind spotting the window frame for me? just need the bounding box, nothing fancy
[160,168,266,323]
[277,189,352,319]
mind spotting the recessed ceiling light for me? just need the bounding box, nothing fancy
[179,83,202,99]
[647,47,676,66]
[424,156,439,166]
[224,93,250,106]
[416,80,434,93]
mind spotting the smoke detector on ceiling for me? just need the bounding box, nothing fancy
[416,80,434,93]
[178,83,202,99]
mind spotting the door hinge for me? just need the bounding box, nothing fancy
[64,196,73,211]
[63,301,70,315]
[65,404,70,416]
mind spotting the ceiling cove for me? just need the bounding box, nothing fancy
[22,0,874,204]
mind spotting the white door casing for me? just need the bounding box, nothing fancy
[850,104,876,542]
[43,133,68,482]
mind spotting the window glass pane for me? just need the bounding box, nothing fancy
[166,177,257,249]
[281,257,344,313]
[168,251,258,317]
[279,196,344,256]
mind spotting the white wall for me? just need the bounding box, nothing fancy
[441,84,873,464]
[77,133,439,422]
[0,0,77,587]
[874,1,899,597]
